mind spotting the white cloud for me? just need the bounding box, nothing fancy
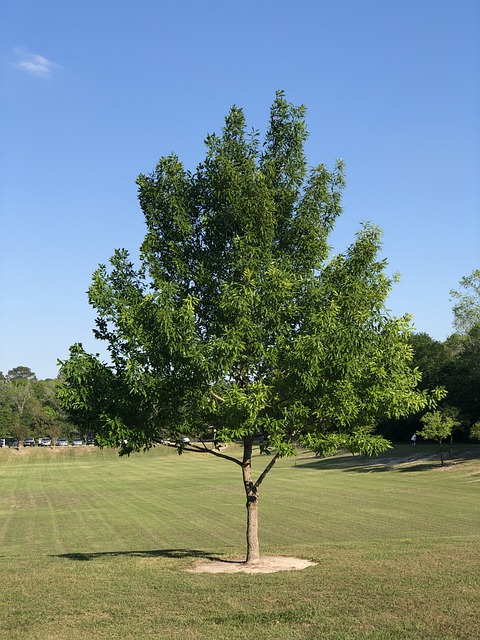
[12,49,62,77]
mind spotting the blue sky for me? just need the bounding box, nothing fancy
[1,0,479,380]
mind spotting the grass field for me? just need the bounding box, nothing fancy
[1,442,479,639]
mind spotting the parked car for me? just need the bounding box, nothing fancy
[56,439,68,446]
[40,438,52,446]
[179,437,190,444]
[86,436,95,446]
[23,437,36,447]
[72,439,83,446]
[9,439,19,448]
[0,438,5,448]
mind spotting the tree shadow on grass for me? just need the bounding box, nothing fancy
[295,452,476,473]
[296,455,472,473]
[295,456,393,473]
[396,463,441,472]
[52,548,230,562]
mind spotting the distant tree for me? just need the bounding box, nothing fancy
[5,378,33,440]
[0,402,14,435]
[380,274,480,443]
[442,324,480,426]
[450,269,480,334]
[417,409,462,466]
[58,93,443,564]
[7,366,36,381]
[470,422,480,441]
[29,398,55,435]
[0,373,13,434]
[409,333,450,391]
[28,379,72,439]
[378,332,450,441]
[48,418,63,446]
[0,370,72,440]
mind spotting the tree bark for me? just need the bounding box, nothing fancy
[242,435,260,565]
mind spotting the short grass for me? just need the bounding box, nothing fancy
[1,442,479,639]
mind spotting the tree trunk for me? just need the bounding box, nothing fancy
[242,435,260,565]
[246,486,260,564]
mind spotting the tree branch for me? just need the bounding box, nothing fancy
[254,451,281,489]
[159,440,243,466]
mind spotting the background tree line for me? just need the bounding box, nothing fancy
[380,268,480,442]
[0,366,73,442]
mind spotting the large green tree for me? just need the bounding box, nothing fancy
[58,93,441,564]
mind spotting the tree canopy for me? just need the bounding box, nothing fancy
[58,92,442,563]
[6,366,36,381]
[0,369,72,441]
[450,269,480,334]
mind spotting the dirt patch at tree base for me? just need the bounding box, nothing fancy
[188,556,317,574]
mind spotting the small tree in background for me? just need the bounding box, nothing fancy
[58,93,443,564]
[470,422,480,442]
[418,409,461,466]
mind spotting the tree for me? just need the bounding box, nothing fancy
[58,93,442,564]
[442,323,480,426]
[4,377,33,441]
[32,378,71,435]
[7,366,37,381]
[1,367,37,440]
[380,332,455,442]
[470,422,480,441]
[409,333,450,392]
[0,370,73,440]
[450,269,480,334]
[0,373,13,434]
[417,409,461,466]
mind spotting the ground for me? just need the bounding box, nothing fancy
[189,556,317,574]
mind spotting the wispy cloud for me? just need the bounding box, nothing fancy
[12,49,62,77]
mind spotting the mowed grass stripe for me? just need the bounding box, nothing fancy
[0,446,247,556]
[2,444,479,551]
[262,449,480,547]
[0,444,479,640]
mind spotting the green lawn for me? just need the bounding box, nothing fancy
[0,443,479,639]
